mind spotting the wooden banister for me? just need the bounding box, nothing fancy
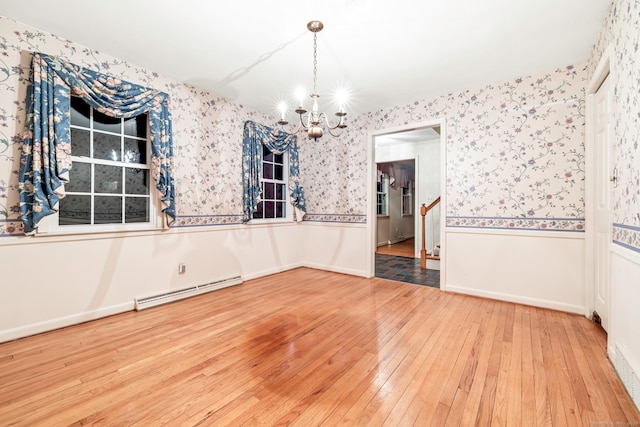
[420,196,441,269]
[423,196,441,213]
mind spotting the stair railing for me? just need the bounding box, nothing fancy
[420,196,441,269]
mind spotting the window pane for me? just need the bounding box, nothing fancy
[70,128,90,157]
[276,202,285,218]
[67,162,91,193]
[263,162,273,180]
[264,201,275,218]
[93,109,121,133]
[123,138,146,164]
[264,182,274,200]
[124,115,147,138]
[276,183,284,200]
[274,165,283,181]
[59,195,91,225]
[70,97,90,128]
[95,164,122,194]
[125,197,149,223]
[94,133,121,161]
[125,168,149,195]
[274,153,284,164]
[94,196,122,224]
[263,145,273,161]
[253,201,264,219]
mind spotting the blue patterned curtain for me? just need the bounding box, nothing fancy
[18,52,175,234]
[242,121,306,222]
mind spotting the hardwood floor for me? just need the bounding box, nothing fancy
[1,268,638,426]
[376,238,415,258]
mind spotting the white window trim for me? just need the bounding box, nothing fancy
[402,182,413,216]
[377,174,389,217]
[249,149,293,224]
[37,100,163,235]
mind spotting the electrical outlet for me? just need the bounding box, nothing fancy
[178,263,186,274]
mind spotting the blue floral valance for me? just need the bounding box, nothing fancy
[242,121,306,222]
[18,52,175,234]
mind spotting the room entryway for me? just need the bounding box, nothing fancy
[370,122,444,288]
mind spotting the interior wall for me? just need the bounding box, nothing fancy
[0,16,309,342]
[587,0,640,406]
[339,46,588,307]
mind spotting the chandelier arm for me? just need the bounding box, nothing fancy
[277,120,304,136]
[326,127,346,137]
[319,112,347,131]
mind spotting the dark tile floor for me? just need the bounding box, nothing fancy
[375,254,440,288]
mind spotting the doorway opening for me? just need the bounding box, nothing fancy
[368,121,445,288]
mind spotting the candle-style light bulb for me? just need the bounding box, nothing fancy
[277,101,288,125]
[295,87,306,108]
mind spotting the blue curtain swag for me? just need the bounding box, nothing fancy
[18,52,176,234]
[242,121,306,223]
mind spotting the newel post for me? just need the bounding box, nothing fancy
[420,203,427,269]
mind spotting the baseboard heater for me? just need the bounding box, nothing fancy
[134,276,243,311]
[615,343,640,411]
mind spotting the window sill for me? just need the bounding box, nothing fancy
[34,223,165,238]
[245,218,298,227]
[377,215,390,219]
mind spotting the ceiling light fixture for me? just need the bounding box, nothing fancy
[277,20,347,141]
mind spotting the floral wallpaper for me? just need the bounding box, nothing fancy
[2,7,637,246]
[302,64,588,232]
[588,0,640,253]
[0,15,273,237]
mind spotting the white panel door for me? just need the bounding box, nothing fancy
[594,74,612,332]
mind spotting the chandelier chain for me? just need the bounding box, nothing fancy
[312,31,318,94]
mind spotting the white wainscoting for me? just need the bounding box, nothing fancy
[444,228,586,314]
[609,245,640,410]
[0,223,303,343]
[301,222,370,277]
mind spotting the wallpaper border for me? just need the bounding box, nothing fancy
[303,214,367,224]
[0,219,23,237]
[173,215,243,228]
[446,216,585,232]
[613,223,640,253]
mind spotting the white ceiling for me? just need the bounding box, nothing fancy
[1,0,611,118]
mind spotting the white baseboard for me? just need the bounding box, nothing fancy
[377,237,415,247]
[445,284,585,314]
[302,262,368,278]
[0,302,133,343]
[242,263,303,281]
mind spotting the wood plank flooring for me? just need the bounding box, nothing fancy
[376,238,415,258]
[1,268,638,426]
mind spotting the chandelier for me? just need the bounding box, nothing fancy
[277,20,347,140]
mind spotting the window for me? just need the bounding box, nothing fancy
[402,183,413,216]
[51,97,155,230]
[253,144,287,220]
[376,174,388,216]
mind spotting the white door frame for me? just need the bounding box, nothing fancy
[366,119,447,289]
[585,44,614,321]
